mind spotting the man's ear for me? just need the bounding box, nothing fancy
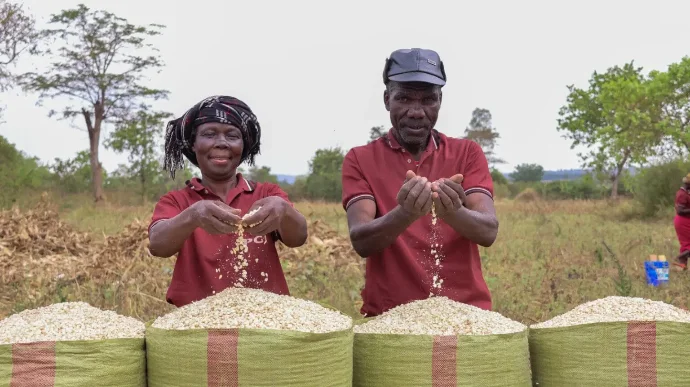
[383,90,390,112]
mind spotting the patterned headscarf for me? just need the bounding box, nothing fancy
[163,96,261,179]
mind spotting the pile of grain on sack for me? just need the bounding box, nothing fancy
[0,302,147,387]
[531,296,690,328]
[529,296,690,387]
[151,287,352,333]
[0,302,145,344]
[354,296,526,335]
[147,288,355,387]
[353,297,532,387]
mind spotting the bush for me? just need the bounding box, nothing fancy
[491,169,508,185]
[515,187,540,202]
[632,159,690,215]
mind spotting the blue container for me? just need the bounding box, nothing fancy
[644,260,670,286]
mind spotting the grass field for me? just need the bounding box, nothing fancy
[2,192,688,326]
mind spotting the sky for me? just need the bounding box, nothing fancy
[1,0,689,176]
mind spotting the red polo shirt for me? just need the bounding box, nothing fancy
[148,174,291,307]
[342,129,494,317]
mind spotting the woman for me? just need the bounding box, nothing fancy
[673,173,690,271]
[148,95,308,307]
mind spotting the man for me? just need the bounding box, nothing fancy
[341,48,499,317]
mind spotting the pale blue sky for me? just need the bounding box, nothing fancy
[1,0,688,176]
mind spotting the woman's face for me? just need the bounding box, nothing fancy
[192,122,244,181]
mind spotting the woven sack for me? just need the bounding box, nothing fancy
[529,321,690,386]
[0,338,146,387]
[353,329,531,387]
[146,324,353,387]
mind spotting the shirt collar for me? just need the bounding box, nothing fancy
[185,173,253,195]
[384,127,439,152]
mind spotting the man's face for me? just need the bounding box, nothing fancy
[384,81,442,150]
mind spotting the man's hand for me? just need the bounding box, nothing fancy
[241,196,288,236]
[431,174,466,219]
[396,170,433,218]
[191,200,242,234]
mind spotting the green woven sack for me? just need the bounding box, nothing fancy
[530,321,690,386]
[146,325,353,387]
[353,330,532,387]
[0,338,146,387]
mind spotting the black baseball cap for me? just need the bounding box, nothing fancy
[383,48,446,86]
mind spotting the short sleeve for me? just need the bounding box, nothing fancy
[149,193,183,234]
[263,183,294,207]
[341,148,375,210]
[462,141,494,199]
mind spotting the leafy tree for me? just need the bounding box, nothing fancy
[248,165,278,184]
[105,110,171,201]
[18,4,169,202]
[464,108,505,167]
[0,0,40,118]
[649,57,690,154]
[490,168,508,185]
[306,147,344,201]
[282,175,308,201]
[0,135,52,206]
[369,125,386,143]
[557,61,663,199]
[50,149,104,193]
[511,163,544,183]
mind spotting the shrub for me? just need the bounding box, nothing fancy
[632,159,690,215]
[515,187,540,202]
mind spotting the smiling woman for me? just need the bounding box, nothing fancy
[147,95,308,308]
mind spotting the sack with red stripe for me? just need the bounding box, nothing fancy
[353,329,532,386]
[0,339,146,386]
[146,325,353,387]
[529,321,690,386]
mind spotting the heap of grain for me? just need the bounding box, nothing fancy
[529,296,690,386]
[353,297,532,387]
[146,287,354,387]
[0,302,146,386]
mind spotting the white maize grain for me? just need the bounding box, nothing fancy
[531,296,690,329]
[354,296,526,336]
[152,287,352,333]
[0,302,145,345]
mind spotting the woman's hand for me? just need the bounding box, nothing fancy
[431,174,466,219]
[191,200,242,234]
[241,196,289,236]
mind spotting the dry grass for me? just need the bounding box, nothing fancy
[1,193,687,327]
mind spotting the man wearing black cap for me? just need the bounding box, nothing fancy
[341,48,499,317]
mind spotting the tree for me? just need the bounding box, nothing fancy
[490,168,508,185]
[464,108,505,167]
[306,147,345,201]
[18,4,169,202]
[369,125,386,143]
[649,57,690,154]
[511,163,544,183]
[105,110,171,201]
[49,149,102,193]
[248,165,278,184]
[557,61,663,199]
[0,135,52,205]
[0,0,40,118]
